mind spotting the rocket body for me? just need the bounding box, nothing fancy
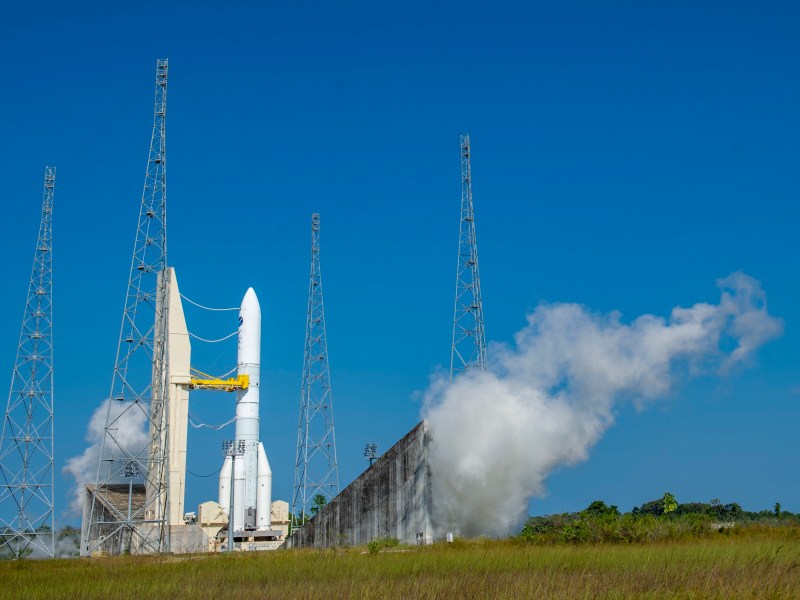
[219,288,272,532]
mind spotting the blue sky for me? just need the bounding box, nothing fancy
[1,1,798,528]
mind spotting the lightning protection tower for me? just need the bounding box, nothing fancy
[0,167,56,559]
[292,213,339,531]
[450,134,487,381]
[84,59,170,556]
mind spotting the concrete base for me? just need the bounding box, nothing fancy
[169,525,208,554]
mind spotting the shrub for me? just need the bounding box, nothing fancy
[367,537,400,554]
[520,511,719,545]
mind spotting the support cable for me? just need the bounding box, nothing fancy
[188,330,237,343]
[191,366,238,379]
[61,76,151,168]
[180,294,238,312]
[213,365,238,379]
[187,465,223,478]
[189,415,236,430]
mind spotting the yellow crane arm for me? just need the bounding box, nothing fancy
[188,370,249,392]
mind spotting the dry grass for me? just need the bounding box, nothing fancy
[1,529,798,599]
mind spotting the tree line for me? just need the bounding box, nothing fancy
[520,494,798,544]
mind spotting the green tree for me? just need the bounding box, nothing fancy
[774,502,782,518]
[662,492,678,515]
[310,494,328,516]
[632,499,661,516]
[584,500,620,517]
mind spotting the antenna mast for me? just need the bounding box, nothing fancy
[0,167,56,559]
[84,58,170,556]
[450,134,487,381]
[292,213,339,531]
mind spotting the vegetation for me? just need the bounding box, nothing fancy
[0,530,798,599]
[0,496,797,598]
[367,536,400,554]
[287,494,329,534]
[310,493,328,516]
[520,494,800,545]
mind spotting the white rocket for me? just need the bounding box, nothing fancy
[218,288,272,532]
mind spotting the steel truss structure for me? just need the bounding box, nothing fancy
[84,59,170,556]
[450,134,488,380]
[292,213,339,530]
[0,167,56,559]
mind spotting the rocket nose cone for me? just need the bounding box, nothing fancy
[238,287,261,363]
[241,287,259,308]
[240,287,261,322]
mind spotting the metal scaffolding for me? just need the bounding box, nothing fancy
[450,134,488,380]
[84,58,170,556]
[292,213,339,531]
[0,167,56,559]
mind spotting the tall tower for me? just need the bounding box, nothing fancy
[0,167,56,559]
[450,134,487,381]
[292,213,339,530]
[84,59,170,556]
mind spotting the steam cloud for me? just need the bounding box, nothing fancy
[63,399,148,515]
[423,273,782,538]
[2,534,80,559]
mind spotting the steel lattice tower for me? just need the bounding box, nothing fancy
[292,213,339,530]
[84,59,170,556]
[450,134,487,381]
[0,167,56,559]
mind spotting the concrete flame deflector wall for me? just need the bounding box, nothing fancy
[288,420,433,548]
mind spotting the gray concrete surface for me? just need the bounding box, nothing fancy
[287,420,433,548]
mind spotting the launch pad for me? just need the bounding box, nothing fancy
[14,57,484,558]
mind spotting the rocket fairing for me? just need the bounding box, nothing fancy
[219,287,272,532]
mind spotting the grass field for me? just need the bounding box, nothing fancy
[1,528,798,599]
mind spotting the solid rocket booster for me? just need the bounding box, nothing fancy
[219,288,272,532]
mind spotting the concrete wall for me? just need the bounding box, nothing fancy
[169,525,208,554]
[288,420,432,548]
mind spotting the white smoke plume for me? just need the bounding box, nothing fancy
[423,273,782,538]
[63,399,148,515]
